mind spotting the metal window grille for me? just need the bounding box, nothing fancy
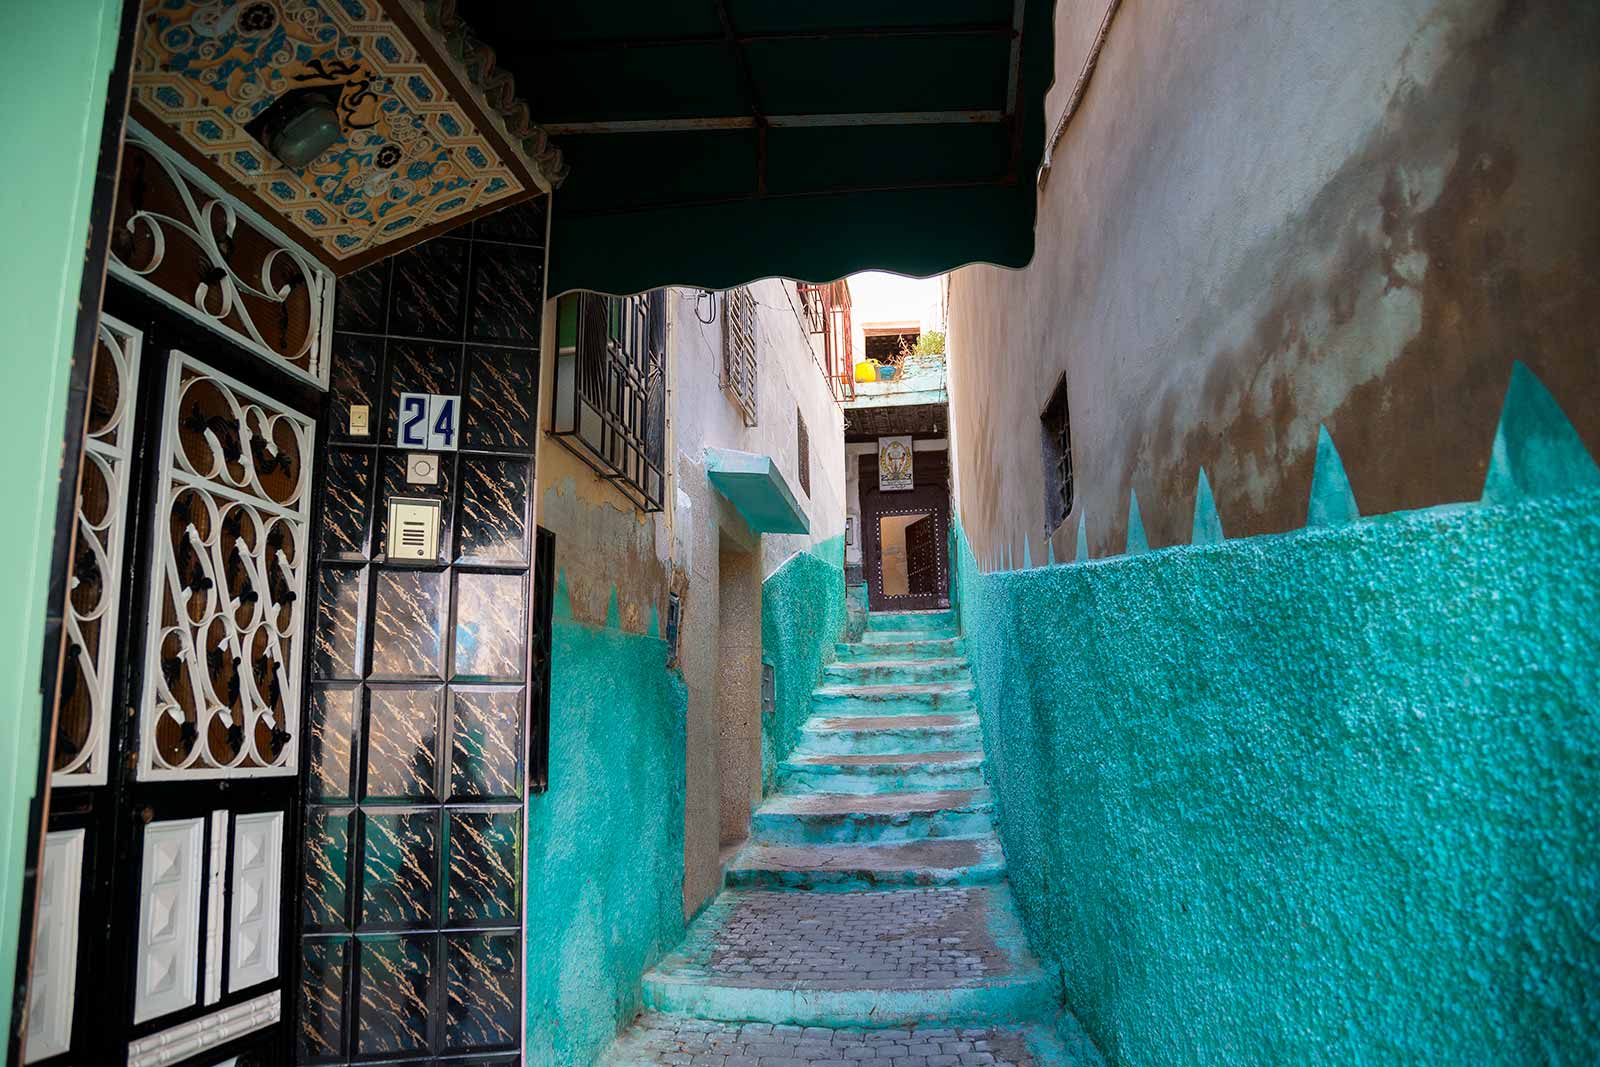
[722,285,758,425]
[796,280,855,401]
[796,283,825,334]
[797,407,811,497]
[552,290,667,511]
[1040,374,1074,532]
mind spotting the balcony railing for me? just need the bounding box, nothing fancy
[797,280,855,402]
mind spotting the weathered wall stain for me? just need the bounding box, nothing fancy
[947,0,1600,563]
[536,467,668,633]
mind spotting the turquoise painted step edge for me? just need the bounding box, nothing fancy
[797,718,982,755]
[640,971,1057,1027]
[811,688,978,715]
[750,805,995,846]
[866,609,959,632]
[834,637,962,661]
[779,761,986,795]
[862,627,959,643]
[723,853,1006,891]
[823,659,972,685]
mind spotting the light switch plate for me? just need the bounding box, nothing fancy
[386,498,441,562]
[405,453,440,485]
[349,404,370,436]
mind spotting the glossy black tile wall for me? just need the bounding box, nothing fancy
[300,194,544,1065]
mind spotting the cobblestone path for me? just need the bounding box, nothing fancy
[599,611,1095,1066]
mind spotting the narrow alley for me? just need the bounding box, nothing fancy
[3,2,1598,1067]
[601,609,1077,1066]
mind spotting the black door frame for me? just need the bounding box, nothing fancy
[858,452,951,613]
[35,278,330,1067]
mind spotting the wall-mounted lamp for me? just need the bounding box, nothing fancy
[245,87,342,168]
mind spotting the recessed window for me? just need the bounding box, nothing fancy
[551,291,667,512]
[1041,373,1073,533]
[796,407,810,497]
[723,285,758,426]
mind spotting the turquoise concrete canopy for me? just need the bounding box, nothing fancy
[706,448,809,535]
[455,0,1056,295]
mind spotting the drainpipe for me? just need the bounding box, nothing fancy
[1037,0,1123,188]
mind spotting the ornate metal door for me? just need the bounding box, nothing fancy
[904,514,938,598]
[30,284,321,1067]
[119,347,312,1063]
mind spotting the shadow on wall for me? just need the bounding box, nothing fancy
[952,362,1600,1065]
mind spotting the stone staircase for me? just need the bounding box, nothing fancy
[599,610,1087,1066]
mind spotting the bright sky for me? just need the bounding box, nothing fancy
[847,271,946,333]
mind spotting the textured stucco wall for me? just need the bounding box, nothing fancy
[759,535,848,792]
[952,492,1600,1066]
[946,0,1600,564]
[667,279,848,916]
[0,0,123,1046]
[524,598,687,1067]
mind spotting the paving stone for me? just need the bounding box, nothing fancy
[600,1016,1045,1067]
[653,886,1019,989]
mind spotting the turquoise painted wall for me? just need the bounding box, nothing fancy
[524,584,687,1066]
[954,492,1600,1066]
[0,0,122,1045]
[760,536,847,790]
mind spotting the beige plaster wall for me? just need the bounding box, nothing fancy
[946,0,1600,563]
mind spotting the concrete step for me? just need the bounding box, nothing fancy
[797,712,983,756]
[811,681,977,717]
[780,750,986,794]
[866,609,958,633]
[862,627,958,644]
[601,1016,1092,1067]
[637,885,1054,1026]
[833,636,961,662]
[724,835,1005,891]
[601,1023,1100,1067]
[823,657,971,687]
[600,1016,1088,1067]
[750,788,995,846]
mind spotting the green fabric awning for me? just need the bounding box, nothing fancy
[456,0,1056,295]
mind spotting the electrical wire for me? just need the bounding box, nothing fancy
[694,288,718,324]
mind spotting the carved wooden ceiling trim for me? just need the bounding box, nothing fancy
[131,0,564,273]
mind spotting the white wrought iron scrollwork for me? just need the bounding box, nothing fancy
[138,353,314,781]
[109,121,333,389]
[53,316,143,786]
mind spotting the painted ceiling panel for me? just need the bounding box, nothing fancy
[131,0,560,271]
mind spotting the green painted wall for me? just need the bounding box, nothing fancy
[953,493,1600,1066]
[760,536,847,791]
[524,588,687,1066]
[0,0,122,1045]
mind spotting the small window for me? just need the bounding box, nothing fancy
[723,286,758,426]
[1040,374,1073,533]
[551,291,667,511]
[796,407,810,497]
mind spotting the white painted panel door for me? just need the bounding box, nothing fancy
[133,818,206,1024]
[24,830,84,1063]
[229,811,284,993]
